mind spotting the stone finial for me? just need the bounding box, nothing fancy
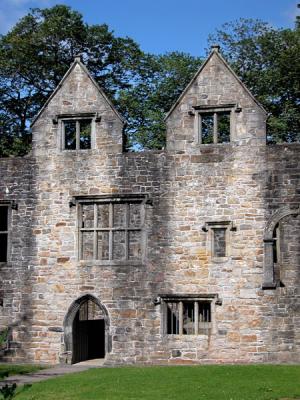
[74,53,83,63]
[211,44,220,53]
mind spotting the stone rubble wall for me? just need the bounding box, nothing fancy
[0,157,37,362]
[0,144,299,365]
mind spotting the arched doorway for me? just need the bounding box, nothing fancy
[64,295,110,364]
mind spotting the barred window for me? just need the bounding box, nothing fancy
[162,296,213,335]
[78,198,144,262]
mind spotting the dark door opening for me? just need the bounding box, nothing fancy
[72,299,105,364]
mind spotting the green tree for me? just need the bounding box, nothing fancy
[119,52,202,149]
[208,19,300,143]
[0,5,143,156]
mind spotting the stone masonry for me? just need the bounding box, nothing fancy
[0,48,299,365]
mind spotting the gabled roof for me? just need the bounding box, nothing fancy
[164,46,267,121]
[31,56,125,127]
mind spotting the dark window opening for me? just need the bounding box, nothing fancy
[0,206,8,231]
[166,300,211,335]
[213,228,227,257]
[64,120,76,150]
[272,222,281,264]
[63,119,92,150]
[201,114,214,144]
[218,112,230,143]
[183,302,195,335]
[80,120,92,149]
[0,234,7,262]
[273,222,281,283]
[199,110,231,144]
[0,206,8,262]
[167,302,179,334]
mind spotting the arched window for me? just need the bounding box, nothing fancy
[263,206,300,289]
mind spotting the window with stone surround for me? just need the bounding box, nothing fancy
[193,104,240,144]
[161,295,217,335]
[63,119,92,150]
[0,204,9,262]
[202,221,235,260]
[54,113,100,151]
[77,195,145,263]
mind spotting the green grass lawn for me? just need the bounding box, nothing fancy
[0,364,44,379]
[13,365,300,400]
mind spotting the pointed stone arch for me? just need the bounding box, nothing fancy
[62,294,111,364]
[263,206,300,289]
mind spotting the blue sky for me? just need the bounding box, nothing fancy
[0,0,298,57]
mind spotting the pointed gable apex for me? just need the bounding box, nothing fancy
[165,46,266,121]
[31,55,125,127]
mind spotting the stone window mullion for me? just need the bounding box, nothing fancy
[108,203,113,261]
[93,203,98,259]
[75,120,80,150]
[79,204,83,259]
[198,113,202,144]
[194,301,199,335]
[179,301,183,335]
[213,112,218,143]
[62,120,66,150]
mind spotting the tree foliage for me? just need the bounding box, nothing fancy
[119,52,201,149]
[0,7,299,156]
[208,19,300,143]
[0,5,143,156]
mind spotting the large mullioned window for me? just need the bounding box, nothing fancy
[78,197,144,262]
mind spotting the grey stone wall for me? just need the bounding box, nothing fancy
[0,51,299,365]
[0,157,37,362]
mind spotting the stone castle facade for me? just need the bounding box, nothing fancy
[0,47,299,365]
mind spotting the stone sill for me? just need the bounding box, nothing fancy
[211,257,230,263]
[196,143,231,148]
[78,260,144,267]
[163,334,210,340]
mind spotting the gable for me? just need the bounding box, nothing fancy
[165,46,266,121]
[165,46,267,150]
[31,56,124,127]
